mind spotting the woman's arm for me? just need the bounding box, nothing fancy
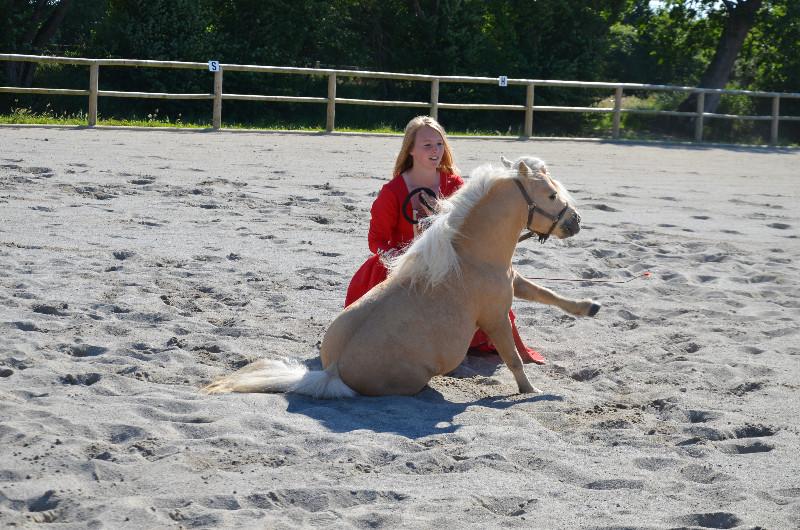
[367,185,400,254]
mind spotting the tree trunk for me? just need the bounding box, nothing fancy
[4,0,73,87]
[678,0,763,114]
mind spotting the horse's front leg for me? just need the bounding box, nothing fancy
[480,315,541,394]
[512,270,601,317]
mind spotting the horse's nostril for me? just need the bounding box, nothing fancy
[565,212,581,235]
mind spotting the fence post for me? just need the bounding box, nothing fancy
[212,68,223,129]
[430,78,439,119]
[87,63,99,127]
[770,96,780,145]
[326,73,336,132]
[612,86,623,139]
[524,83,534,138]
[694,91,705,142]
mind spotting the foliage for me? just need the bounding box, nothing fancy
[0,0,797,142]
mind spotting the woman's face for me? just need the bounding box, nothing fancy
[409,126,445,171]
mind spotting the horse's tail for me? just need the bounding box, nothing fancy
[201,359,357,399]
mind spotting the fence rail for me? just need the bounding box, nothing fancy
[1,53,799,144]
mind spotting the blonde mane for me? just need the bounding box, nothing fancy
[387,157,575,290]
[386,162,528,289]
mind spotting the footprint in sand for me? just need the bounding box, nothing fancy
[24,490,60,521]
[695,275,717,283]
[683,342,701,353]
[12,320,45,332]
[584,479,644,490]
[590,248,619,258]
[586,203,619,212]
[570,367,601,382]
[686,410,723,423]
[680,464,731,484]
[729,380,765,396]
[473,495,538,517]
[61,344,109,357]
[32,303,69,316]
[59,373,102,386]
[719,441,774,454]
[673,512,741,529]
[767,222,791,230]
[244,488,408,513]
[127,175,157,185]
[632,457,680,471]
[616,309,639,321]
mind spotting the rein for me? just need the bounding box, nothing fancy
[513,179,569,244]
[402,187,437,225]
[523,271,653,284]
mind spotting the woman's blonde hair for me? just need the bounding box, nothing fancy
[393,116,458,176]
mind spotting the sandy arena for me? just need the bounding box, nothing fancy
[0,126,798,528]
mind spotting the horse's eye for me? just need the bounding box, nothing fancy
[549,193,558,200]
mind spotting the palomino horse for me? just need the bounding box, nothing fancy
[203,156,599,398]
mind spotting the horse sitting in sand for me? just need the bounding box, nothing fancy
[203,156,600,398]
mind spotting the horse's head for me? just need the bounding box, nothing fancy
[501,156,581,241]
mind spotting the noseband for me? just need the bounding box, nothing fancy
[513,178,570,244]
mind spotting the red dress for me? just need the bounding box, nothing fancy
[344,171,545,364]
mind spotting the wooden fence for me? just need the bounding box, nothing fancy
[1,53,799,144]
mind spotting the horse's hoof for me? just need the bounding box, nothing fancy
[588,303,601,317]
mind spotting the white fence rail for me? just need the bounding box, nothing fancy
[1,53,799,144]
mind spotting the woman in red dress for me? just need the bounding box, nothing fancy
[344,116,545,364]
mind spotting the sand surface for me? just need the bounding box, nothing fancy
[1,126,799,529]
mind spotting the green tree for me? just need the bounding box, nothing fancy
[1,0,75,86]
[675,0,765,113]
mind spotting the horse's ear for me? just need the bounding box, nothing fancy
[517,160,531,178]
[500,156,512,168]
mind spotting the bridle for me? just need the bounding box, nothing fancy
[513,178,570,244]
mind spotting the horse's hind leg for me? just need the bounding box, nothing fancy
[479,315,540,394]
[513,271,600,317]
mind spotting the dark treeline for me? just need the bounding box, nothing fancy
[1,0,798,142]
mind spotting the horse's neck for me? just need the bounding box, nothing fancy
[455,179,525,268]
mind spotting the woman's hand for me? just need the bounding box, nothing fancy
[412,200,435,238]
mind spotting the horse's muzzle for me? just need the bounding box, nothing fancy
[562,210,581,236]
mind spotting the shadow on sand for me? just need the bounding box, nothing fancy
[285,387,562,439]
